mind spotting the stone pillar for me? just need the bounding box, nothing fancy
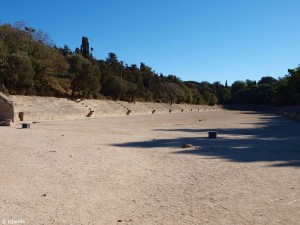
[0,92,14,122]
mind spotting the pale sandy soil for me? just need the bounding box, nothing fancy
[0,110,299,225]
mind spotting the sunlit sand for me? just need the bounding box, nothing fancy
[0,110,299,224]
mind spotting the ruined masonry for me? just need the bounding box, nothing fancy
[0,92,222,123]
[0,92,14,122]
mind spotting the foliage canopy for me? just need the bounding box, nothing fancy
[0,22,299,106]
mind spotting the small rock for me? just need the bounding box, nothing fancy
[182,144,193,148]
[117,219,122,222]
[42,193,47,197]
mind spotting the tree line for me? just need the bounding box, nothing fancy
[0,22,299,106]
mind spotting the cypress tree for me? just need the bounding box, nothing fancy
[81,37,90,59]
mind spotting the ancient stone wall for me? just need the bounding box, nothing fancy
[0,92,14,122]
[6,94,224,122]
[10,95,90,122]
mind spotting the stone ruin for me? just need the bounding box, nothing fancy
[0,92,223,125]
[0,92,14,126]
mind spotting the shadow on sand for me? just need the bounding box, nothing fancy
[112,112,300,167]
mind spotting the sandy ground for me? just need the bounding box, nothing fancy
[0,110,299,225]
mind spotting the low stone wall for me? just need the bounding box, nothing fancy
[0,92,14,122]
[265,106,300,122]
[223,104,273,111]
[5,94,224,123]
[224,104,300,122]
[10,95,90,122]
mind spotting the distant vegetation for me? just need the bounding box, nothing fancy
[0,22,299,106]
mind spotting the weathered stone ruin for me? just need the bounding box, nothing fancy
[0,92,223,124]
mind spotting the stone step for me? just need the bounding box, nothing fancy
[86,110,94,117]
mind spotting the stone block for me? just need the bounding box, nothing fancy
[208,131,217,139]
[22,123,30,128]
[4,119,12,126]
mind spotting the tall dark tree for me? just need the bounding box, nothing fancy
[81,37,90,59]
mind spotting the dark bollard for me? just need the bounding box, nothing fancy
[22,123,30,129]
[208,131,217,139]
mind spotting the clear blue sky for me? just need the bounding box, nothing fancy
[1,0,300,85]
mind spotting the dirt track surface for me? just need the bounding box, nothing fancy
[0,110,299,225]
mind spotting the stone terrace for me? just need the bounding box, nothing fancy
[4,94,223,123]
[10,96,90,122]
